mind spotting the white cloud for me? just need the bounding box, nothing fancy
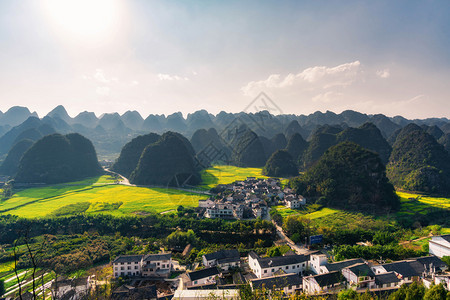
[158,73,189,81]
[241,61,362,96]
[94,69,110,83]
[376,69,390,78]
[96,86,110,96]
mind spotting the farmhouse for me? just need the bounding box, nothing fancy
[182,267,220,288]
[374,272,400,289]
[302,271,347,295]
[248,251,309,278]
[250,273,302,296]
[202,249,240,271]
[429,234,450,258]
[112,253,172,278]
[341,263,376,290]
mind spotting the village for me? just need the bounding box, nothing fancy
[108,234,450,299]
[197,177,305,220]
[104,178,450,299]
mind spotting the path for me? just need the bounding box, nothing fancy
[4,270,28,283]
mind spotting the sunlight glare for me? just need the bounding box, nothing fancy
[43,0,122,40]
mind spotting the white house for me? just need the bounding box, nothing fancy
[113,255,143,277]
[141,253,172,277]
[429,235,450,258]
[285,195,306,209]
[302,271,347,295]
[341,263,376,290]
[112,253,172,278]
[184,267,220,287]
[248,251,309,278]
[202,249,240,271]
[250,273,302,295]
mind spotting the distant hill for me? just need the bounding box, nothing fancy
[263,150,298,178]
[387,124,450,195]
[231,130,267,167]
[301,123,392,169]
[290,141,399,212]
[15,133,103,184]
[129,132,200,186]
[122,111,144,131]
[0,139,35,176]
[0,117,56,155]
[0,106,38,127]
[286,133,308,162]
[111,133,160,178]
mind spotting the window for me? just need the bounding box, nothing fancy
[128,266,131,270]
[286,266,289,270]
[135,266,138,269]
[264,270,267,273]
[194,281,198,285]
[121,267,124,270]
[272,269,274,272]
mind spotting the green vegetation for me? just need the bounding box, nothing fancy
[0,139,34,176]
[232,130,267,167]
[286,132,308,163]
[200,165,267,190]
[291,141,400,213]
[130,131,200,186]
[15,133,103,184]
[387,123,450,195]
[0,175,207,218]
[263,149,298,177]
[111,132,160,178]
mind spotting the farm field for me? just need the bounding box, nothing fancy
[0,175,207,218]
[396,191,450,213]
[200,165,268,190]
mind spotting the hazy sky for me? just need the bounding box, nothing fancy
[0,0,449,119]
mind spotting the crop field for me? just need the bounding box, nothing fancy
[396,191,450,212]
[0,175,207,218]
[200,165,268,190]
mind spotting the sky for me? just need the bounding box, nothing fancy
[0,0,449,119]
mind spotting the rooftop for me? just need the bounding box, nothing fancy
[375,272,400,286]
[251,273,302,290]
[112,255,143,264]
[188,267,220,281]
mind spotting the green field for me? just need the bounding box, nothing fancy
[396,191,450,212]
[200,165,268,190]
[0,175,207,218]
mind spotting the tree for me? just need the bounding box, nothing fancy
[424,284,447,300]
[0,279,5,298]
[389,282,425,300]
[441,256,450,267]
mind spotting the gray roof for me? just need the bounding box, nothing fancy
[413,256,448,271]
[251,274,302,290]
[381,260,423,278]
[324,258,365,272]
[311,271,346,287]
[346,263,375,277]
[203,249,240,263]
[112,255,143,264]
[375,272,400,286]
[188,267,220,281]
[256,254,309,268]
[143,253,171,261]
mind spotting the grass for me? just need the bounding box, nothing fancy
[303,207,340,219]
[200,165,267,190]
[396,191,450,212]
[0,175,207,218]
[0,261,15,274]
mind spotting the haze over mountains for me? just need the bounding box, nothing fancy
[0,104,449,197]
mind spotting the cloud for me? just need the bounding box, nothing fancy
[96,86,110,96]
[376,69,390,78]
[241,61,361,96]
[158,73,189,81]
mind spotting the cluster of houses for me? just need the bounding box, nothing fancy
[198,177,306,220]
[111,234,450,299]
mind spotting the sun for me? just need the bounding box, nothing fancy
[43,0,122,40]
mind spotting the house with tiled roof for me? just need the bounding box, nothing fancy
[250,273,302,296]
[302,271,347,295]
[341,263,376,290]
[202,249,240,271]
[248,251,309,278]
[112,253,172,278]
